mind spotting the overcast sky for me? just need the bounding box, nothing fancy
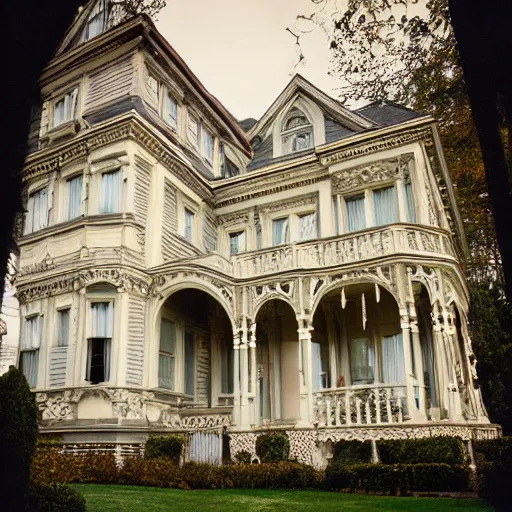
[156,0,338,121]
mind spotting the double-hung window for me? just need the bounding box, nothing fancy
[373,186,399,226]
[100,169,122,213]
[184,209,194,242]
[86,302,113,384]
[20,316,42,388]
[24,188,49,235]
[346,195,366,232]
[67,175,83,220]
[350,337,375,384]
[165,92,178,130]
[57,308,70,347]
[84,0,107,41]
[53,89,78,128]
[203,129,214,164]
[299,212,317,241]
[229,231,245,255]
[159,319,176,389]
[272,217,290,245]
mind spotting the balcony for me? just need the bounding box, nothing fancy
[314,384,407,427]
[233,224,456,278]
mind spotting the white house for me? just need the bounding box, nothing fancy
[1,0,499,467]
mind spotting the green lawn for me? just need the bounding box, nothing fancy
[74,484,495,512]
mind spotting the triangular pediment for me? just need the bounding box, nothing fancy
[247,75,377,144]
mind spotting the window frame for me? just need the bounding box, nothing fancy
[83,0,108,42]
[51,88,79,129]
[99,168,123,214]
[56,307,71,348]
[20,314,42,389]
[85,298,115,385]
[281,108,314,155]
[24,186,49,235]
[229,230,246,256]
[66,173,84,221]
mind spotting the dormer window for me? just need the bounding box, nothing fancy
[84,0,108,42]
[53,89,78,128]
[281,107,313,154]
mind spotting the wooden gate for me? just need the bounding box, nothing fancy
[188,431,222,465]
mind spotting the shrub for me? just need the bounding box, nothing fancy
[474,437,512,512]
[331,440,372,465]
[119,457,186,488]
[233,450,252,464]
[255,433,290,462]
[0,366,39,510]
[145,435,186,463]
[31,448,119,484]
[377,437,466,465]
[326,462,471,494]
[27,483,86,512]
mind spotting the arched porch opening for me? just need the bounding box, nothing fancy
[312,282,413,426]
[157,288,233,408]
[254,299,299,425]
[413,282,440,415]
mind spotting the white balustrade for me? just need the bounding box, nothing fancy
[313,384,407,427]
[233,225,455,278]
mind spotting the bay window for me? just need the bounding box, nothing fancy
[86,301,113,384]
[24,187,49,235]
[20,315,42,388]
[100,169,122,213]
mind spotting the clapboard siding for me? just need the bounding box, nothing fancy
[85,56,135,112]
[126,296,146,387]
[161,179,202,261]
[0,345,19,374]
[49,347,68,387]
[196,334,210,406]
[133,155,152,251]
[202,209,217,253]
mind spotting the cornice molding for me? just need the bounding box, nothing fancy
[23,118,212,200]
[320,126,433,167]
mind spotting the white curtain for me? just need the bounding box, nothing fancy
[58,309,70,347]
[230,231,245,255]
[159,320,176,389]
[272,217,289,245]
[101,170,122,213]
[405,182,416,222]
[90,302,113,338]
[350,338,374,383]
[166,93,178,129]
[53,90,77,127]
[346,196,366,232]
[374,186,399,226]
[86,0,106,40]
[381,333,406,383]
[311,342,328,390]
[25,188,49,234]
[299,213,317,241]
[204,129,214,163]
[21,350,39,388]
[68,175,83,220]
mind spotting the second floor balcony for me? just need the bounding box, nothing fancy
[232,223,457,279]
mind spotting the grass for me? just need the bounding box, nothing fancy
[74,484,495,512]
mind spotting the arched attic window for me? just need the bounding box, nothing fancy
[281,107,314,154]
[83,0,108,42]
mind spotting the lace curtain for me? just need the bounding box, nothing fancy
[374,186,399,226]
[346,196,366,232]
[68,175,83,220]
[101,170,122,213]
[381,333,406,383]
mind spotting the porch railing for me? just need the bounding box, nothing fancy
[232,224,455,278]
[314,384,407,427]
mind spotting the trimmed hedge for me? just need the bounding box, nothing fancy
[144,435,186,463]
[255,433,290,462]
[474,437,512,512]
[332,440,372,465]
[326,462,471,494]
[377,437,466,465]
[27,483,86,512]
[0,367,39,510]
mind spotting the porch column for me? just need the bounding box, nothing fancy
[400,310,423,422]
[443,307,463,421]
[232,332,241,427]
[432,305,449,418]
[409,303,427,418]
[239,323,251,428]
[297,321,314,426]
